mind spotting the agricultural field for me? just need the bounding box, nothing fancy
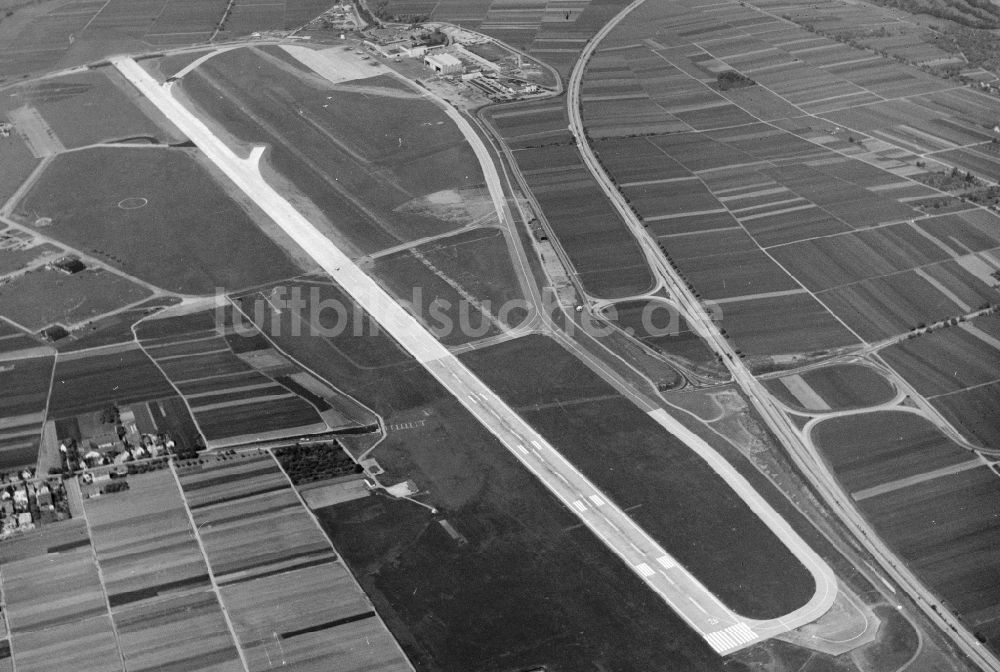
[0,319,43,354]
[857,465,1000,650]
[13,146,304,295]
[601,298,719,369]
[143,396,203,453]
[180,459,332,576]
[932,381,1000,449]
[219,0,333,35]
[0,0,336,80]
[84,469,212,607]
[881,316,1000,396]
[369,228,527,346]
[137,308,356,445]
[0,355,53,472]
[1,69,182,149]
[0,267,151,332]
[570,0,1000,357]
[84,469,245,672]
[510,144,654,298]
[713,293,860,360]
[461,334,816,619]
[812,411,976,495]
[763,364,896,412]
[812,409,1000,648]
[47,342,206,454]
[0,355,53,419]
[0,353,51,469]
[237,282,735,670]
[47,346,176,417]
[820,269,992,342]
[0,520,122,672]
[482,98,655,299]
[0,133,39,205]
[180,46,485,257]
[177,454,411,672]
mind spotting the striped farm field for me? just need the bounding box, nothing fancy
[567,0,1000,360]
[763,364,896,412]
[857,465,1000,649]
[0,355,52,470]
[137,308,370,445]
[932,381,1000,449]
[82,469,243,672]
[84,470,212,608]
[819,268,992,342]
[0,521,122,672]
[48,347,175,417]
[812,411,974,494]
[881,315,1000,397]
[482,113,654,297]
[810,407,999,649]
[114,591,243,672]
[714,292,861,356]
[176,454,411,672]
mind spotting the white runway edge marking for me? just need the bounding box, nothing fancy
[636,563,655,578]
[588,494,605,507]
[572,500,588,513]
[705,623,759,653]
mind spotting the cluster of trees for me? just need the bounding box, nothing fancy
[716,69,756,91]
[880,0,1000,29]
[356,0,382,26]
[101,480,130,495]
[274,442,362,485]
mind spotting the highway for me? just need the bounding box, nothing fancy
[564,2,1000,669]
[116,53,831,656]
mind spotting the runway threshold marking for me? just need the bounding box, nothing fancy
[588,494,605,507]
[656,555,676,570]
[572,500,587,513]
[705,623,758,653]
[636,563,655,578]
[516,444,528,454]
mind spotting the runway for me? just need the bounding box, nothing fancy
[115,54,832,655]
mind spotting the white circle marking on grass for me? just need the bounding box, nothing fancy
[117,197,148,210]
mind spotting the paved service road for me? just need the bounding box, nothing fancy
[116,55,834,655]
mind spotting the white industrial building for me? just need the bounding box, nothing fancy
[425,52,463,75]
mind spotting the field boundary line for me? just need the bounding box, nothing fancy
[168,462,252,672]
[74,487,130,672]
